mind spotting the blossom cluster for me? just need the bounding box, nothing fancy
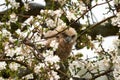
[7,0,20,9]
[0,0,119,80]
[112,12,120,28]
[69,58,111,79]
[40,9,66,29]
[64,0,86,21]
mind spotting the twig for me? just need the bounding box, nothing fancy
[0,59,28,67]
[0,3,6,6]
[90,69,113,80]
[69,0,113,26]
[22,39,45,61]
[55,69,70,78]
[44,27,69,39]
[78,15,116,37]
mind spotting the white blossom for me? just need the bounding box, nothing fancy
[45,19,56,28]
[34,66,41,74]
[5,49,16,57]
[2,28,11,37]
[5,46,24,58]
[0,77,5,80]
[96,35,103,40]
[15,29,28,38]
[113,68,120,80]
[23,16,34,26]
[112,12,120,27]
[9,36,17,43]
[94,58,110,72]
[69,60,91,78]
[16,26,34,39]
[66,11,77,21]
[8,0,19,9]
[35,39,47,46]
[16,56,25,61]
[42,50,60,69]
[24,3,30,11]
[9,13,18,22]
[44,53,60,65]
[40,10,66,29]
[53,10,63,18]
[56,18,67,27]
[26,58,34,67]
[22,74,34,80]
[15,47,23,55]
[0,62,7,70]
[71,0,78,3]
[50,40,59,51]
[55,25,67,32]
[41,9,63,18]
[48,70,60,80]
[81,25,86,30]
[113,39,120,56]
[9,62,20,71]
[70,78,73,80]
[69,58,111,79]
[34,21,41,27]
[40,9,45,14]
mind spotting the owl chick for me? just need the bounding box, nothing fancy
[44,27,77,61]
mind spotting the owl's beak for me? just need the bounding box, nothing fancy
[65,36,72,43]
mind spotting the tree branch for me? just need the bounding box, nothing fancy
[90,69,113,80]
[22,38,45,61]
[79,15,116,37]
[69,0,113,26]
[0,59,28,67]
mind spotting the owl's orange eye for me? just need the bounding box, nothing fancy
[56,35,59,38]
[71,35,75,38]
[62,33,68,37]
